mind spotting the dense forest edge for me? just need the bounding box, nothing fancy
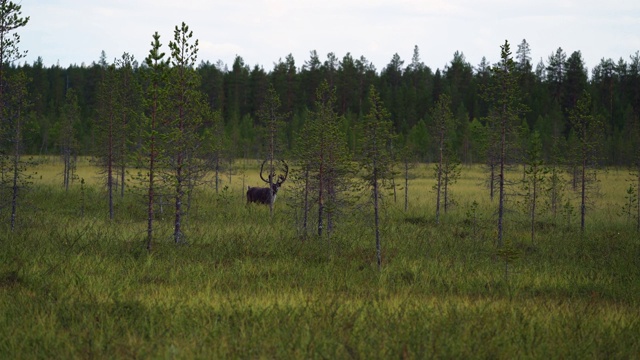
[5,40,640,166]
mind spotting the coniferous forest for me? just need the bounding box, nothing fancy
[6,39,640,167]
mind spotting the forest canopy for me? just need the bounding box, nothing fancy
[5,40,640,167]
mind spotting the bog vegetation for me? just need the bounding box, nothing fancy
[1,158,639,358]
[1,2,639,358]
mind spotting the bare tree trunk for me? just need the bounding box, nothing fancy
[550,167,558,220]
[489,163,495,201]
[120,161,126,198]
[436,136,443,224]
[214,153,219,194]
[227,158,233,185]
[580,153,586,233]
[269,158,274,217]
[497,116,506,248]
[391,177,397,203]
[327,173,334,237]
[174,154,184,244]
[373,162,381,270]
[404,159,409,212]
[317,146,324,237]
[108,113,114,221]
[302,166,309,238]
[636,172,640,232]
[637,171,640,233]
[10,118,20,231]
[63,149,70,191]
[147,149,155,251]
[443,162,449,214]
[530,165,537,244]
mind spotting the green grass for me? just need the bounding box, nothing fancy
[1,158,639,358]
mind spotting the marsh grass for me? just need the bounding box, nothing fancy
[1,159,638,358]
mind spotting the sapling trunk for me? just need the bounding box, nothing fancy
[404,159,409,212]
[302,166,309,237]
[436,142,443,224]
[10,117,20,231]
[580,145,587,233]
[373,161,381,269]
[497,107,506,248]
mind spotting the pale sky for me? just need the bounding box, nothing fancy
[18,0,640,73]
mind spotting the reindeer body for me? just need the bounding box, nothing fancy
[246,183,279,205]
[246,159,288,205]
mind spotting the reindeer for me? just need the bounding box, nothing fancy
[246,159,288,205]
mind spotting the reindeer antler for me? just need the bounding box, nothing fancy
[277,160,289,185]
[259,159,271,184]
[260,158,288,185]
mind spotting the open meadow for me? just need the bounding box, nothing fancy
[1,157,639,358]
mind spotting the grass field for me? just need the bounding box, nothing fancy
[1,157,638,358]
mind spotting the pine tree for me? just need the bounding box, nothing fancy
[164,22,208,244]
[114,52,141,198]
[293,80,351,239]
[257,84,287,216]
[0,0,29,117]
[0,0,28,225]
[359,85,395,269]
[568,90,603,233]
[141,31,169,251]
[630,112,640,232]
[4,70,30,231]
[94,62,119,220]
[432,94,454,224]
[522,131,548,244]
[483,40,527,248]
[60,88,80,191]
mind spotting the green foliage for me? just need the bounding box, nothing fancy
[464,200,480,238]
[619,184,638,225]
[359,85,396,269]
[568,90,604,232]
[1,70,33,231]
[432,94,457,223]
[291,80,353,238]
[60,88,80,191]
[0,0,29,66]
[521,131,549,244]
[359,85,396,185]
[5,34,640,171]
[483,40,528,248]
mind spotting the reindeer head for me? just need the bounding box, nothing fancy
[246,159,288,205]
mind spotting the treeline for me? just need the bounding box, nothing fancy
[6,40,640,166]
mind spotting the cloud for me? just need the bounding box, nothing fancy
[17,0,640,71]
